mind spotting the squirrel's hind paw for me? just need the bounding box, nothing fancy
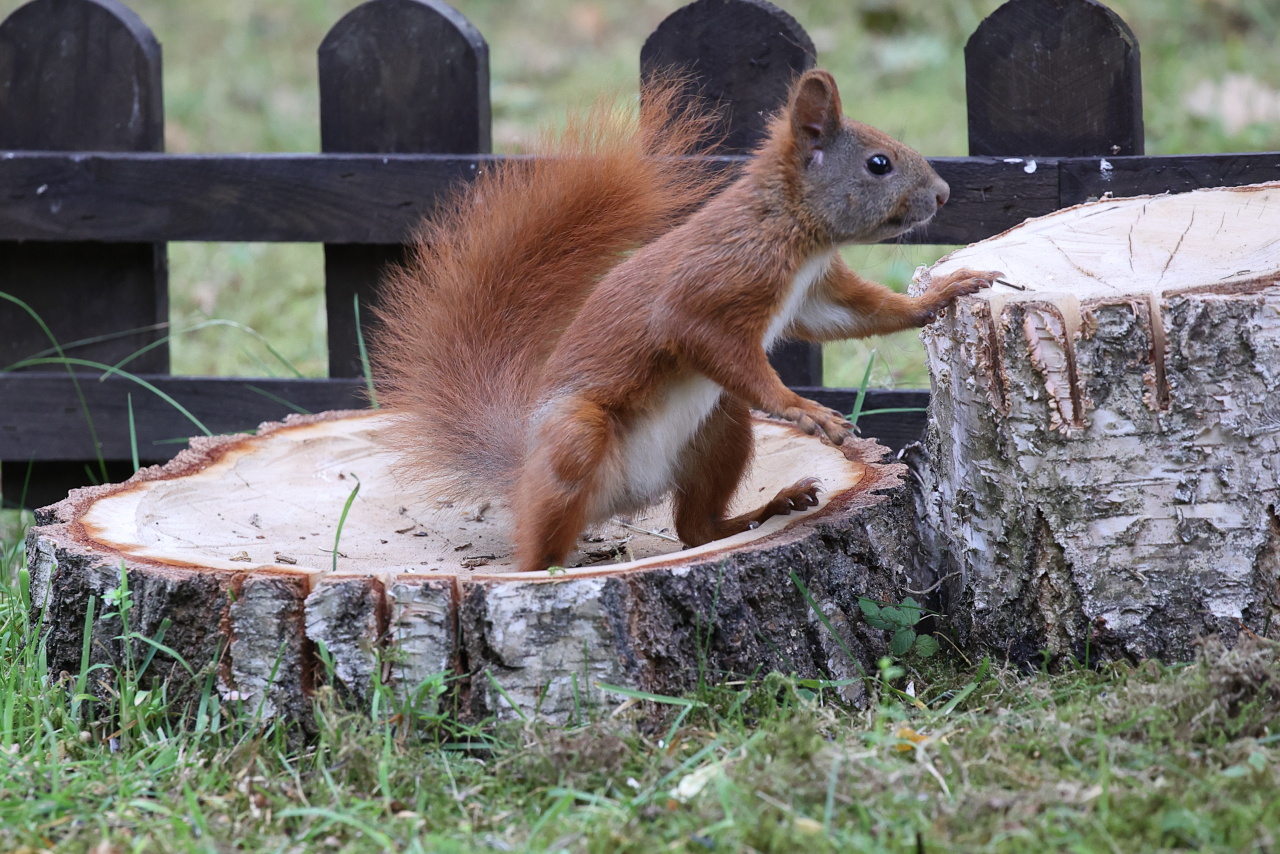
[770,477,822,514]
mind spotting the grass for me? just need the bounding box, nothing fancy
[3,525,1280,852]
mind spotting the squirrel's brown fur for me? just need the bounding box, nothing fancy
[373,81,723,503]
[375,70,1000,572]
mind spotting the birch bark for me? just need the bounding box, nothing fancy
[914,181,1280,661]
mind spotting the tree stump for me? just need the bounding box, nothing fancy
[914,181,1280,662]
[27,411,924,724]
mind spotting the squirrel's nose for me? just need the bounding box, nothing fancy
[935,181,950,209]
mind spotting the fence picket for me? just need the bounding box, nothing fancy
[0,0,168,505]
[966,0,1144,157]
[318,0,490,378]
[643,0,822,385]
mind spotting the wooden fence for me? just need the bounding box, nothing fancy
[1,0,1277,507]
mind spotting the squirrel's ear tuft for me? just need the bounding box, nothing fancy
[789,70,842,162]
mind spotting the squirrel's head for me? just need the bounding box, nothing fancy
[781,69,949,244]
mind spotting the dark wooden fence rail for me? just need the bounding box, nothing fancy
[1,0,1278,508]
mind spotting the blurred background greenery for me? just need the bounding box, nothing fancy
[4,0,1277,386]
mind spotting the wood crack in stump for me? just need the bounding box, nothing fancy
[27,410,921,724]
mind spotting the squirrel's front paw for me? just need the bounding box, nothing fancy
[935,268,1002,299]
[915,268,1002,325]
[779,404,854,445]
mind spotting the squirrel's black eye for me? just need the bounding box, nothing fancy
[866,154,893,175]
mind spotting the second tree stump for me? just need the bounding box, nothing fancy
[915,181,1280,661]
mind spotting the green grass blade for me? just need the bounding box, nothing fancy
[789,570,866,679]
[127,393,140,473]
[111,318,306,379]
[7,357,212,437]
[824,753,841,832]
[937,656,990,716]
[596,683,703,707]
[126,623,197,679]
[1,291,108,480]
[485,669,528,722]
[528,791,574,844]
[546,787,621,807]
[233,341,278,377]
[71,595,97,719]
[244,384,312,415]
[10,321,170,366]
[354,294,379,408]
[276,807,396,850]
[18,459,34,511]
[857,407,928,416]
[331,475,361,573]
[848,349,877,426]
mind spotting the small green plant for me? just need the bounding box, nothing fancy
[331,473,361,573]
[858,596,940,659]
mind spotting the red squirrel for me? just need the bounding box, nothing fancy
[374,69,1000,573]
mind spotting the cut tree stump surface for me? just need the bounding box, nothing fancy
[914,181,1280,662]
[68,411,859,576]
[28,411,922,723]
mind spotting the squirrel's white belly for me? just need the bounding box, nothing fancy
[604,374,723,518]
[763,249,836,350]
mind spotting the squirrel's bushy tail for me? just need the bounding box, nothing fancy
[373,80,722,502]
